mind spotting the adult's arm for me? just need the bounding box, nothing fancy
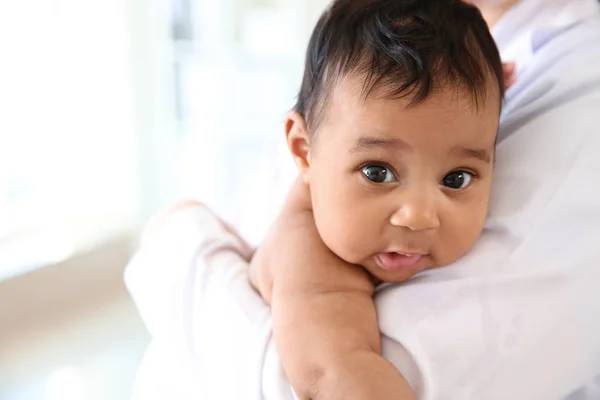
[125,204,289,400]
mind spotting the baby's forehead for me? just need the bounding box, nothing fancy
[314,75,500,153]
[324,73,500,123]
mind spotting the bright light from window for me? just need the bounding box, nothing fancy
[0,0,139,276]
[45,367,86,400]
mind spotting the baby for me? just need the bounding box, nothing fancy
[248,0,506,399]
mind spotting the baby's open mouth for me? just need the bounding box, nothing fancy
[376,252,424,271]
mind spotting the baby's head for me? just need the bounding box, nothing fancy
[285,0,504,282]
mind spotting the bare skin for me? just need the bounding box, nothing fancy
[250,178,415,400]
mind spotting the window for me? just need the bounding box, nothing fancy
[0,0,140,279]
[0,0,331,279]
[171,0,329,244]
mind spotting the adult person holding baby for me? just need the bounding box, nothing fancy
[126,0,600,399]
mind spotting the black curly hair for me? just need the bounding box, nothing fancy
[294,0,505,131]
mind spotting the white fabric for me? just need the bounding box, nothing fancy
[492,0,600,73]
[125,1,600,399]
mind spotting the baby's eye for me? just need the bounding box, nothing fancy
[362,164,397,184]
[441,170,474,190]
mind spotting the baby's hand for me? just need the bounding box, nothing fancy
[249,242,274,304]
[503,61,517,89]
[249,178,315,304]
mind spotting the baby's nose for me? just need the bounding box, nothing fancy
[389,193,440,231]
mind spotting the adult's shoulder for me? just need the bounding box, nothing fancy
[501,14,600,129]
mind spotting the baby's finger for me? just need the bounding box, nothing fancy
[503,62,517,89]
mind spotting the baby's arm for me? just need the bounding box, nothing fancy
[250,182,415,400]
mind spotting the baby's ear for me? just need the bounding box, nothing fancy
[285,111,311,182]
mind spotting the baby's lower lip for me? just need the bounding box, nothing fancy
[376,252,424,271]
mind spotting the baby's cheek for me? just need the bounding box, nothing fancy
[315,214,364,264]
[331,223,376,264]
[438,213,487,265]
[311,187,379,263]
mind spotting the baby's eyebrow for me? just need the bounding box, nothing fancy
[349,137,409,153]
[452,146,492,163]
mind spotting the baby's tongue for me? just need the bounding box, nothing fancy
[377,252,422,271]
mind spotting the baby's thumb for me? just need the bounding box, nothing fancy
[503,62,517,89]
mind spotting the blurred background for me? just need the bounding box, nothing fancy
[0,0,329,398]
